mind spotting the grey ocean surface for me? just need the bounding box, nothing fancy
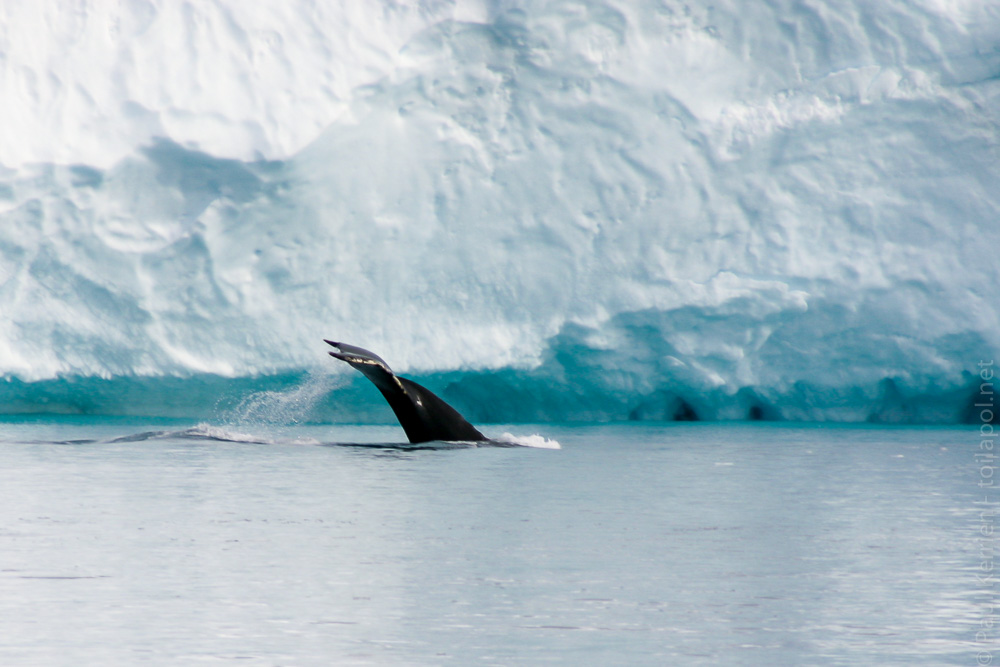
[0,419,984,665]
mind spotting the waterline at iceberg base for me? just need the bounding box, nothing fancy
[0,368,984,424]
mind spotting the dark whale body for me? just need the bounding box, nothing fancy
[325,341,487,444]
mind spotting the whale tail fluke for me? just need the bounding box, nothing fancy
[324,340,487,444]
[324,340,391,369]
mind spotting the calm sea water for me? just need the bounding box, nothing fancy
[0,418,988,665]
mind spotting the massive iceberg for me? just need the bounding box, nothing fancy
[1,0,998,422]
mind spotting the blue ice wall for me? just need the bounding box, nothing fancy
[1,1,998,421]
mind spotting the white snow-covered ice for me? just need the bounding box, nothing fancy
[1,0,998,421]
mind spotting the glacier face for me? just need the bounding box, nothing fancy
[1,0,998,421]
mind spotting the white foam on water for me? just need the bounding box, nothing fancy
[497,432,561,450]
[184,423,323,447]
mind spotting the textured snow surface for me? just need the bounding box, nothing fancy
[1,0,998,421]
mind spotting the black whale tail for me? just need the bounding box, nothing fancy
[325,340,487,444]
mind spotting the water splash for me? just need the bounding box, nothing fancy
[496,432,561,449]
[221,372,343,426]
[183,424,271,444]
[193,371,344,444]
